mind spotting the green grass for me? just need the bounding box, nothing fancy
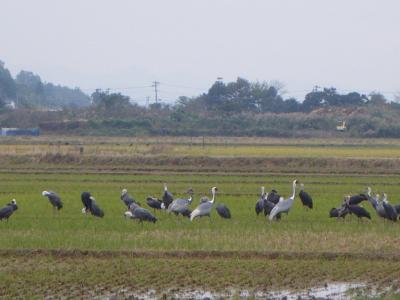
[1,137,400,298]
[1,172,400,253]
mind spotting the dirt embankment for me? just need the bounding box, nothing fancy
[0,153,399,175]
[2,249,400,261]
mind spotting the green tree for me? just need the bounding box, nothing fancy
[0,60,16,100]
[91,90,133,117]
[368,92,386,105]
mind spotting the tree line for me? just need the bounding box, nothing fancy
[0,60,89,111]
[1,59,400,138]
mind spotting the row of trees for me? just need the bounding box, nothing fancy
[1,58,394,114]
[0,61,90,110]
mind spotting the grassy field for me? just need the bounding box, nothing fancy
[1,136,400,298]
[2,140,400,158]
[1,172,400,253]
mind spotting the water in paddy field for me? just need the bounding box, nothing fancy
[100,282,397,299]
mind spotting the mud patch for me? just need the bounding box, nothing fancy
[89,282,393,299]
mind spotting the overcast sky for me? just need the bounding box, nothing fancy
[1,0,399,104]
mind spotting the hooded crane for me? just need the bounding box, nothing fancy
[266,189,280,205]
[120,189,138,208]
[269,180,298,221]
[0,199,18,221]
[344,196,371,220]
[81,192,104,218]
[255,186,266,215]
[260,188,281,219]
[382,193,397,222]
[366,187,375,208]
[125,203,157,223]
[366,189,388,220]
[299,183,313,209]
[371,193,387,219]
[264,200,281,220]
[146,197,163,212]
[162,183,174,209]
[42,191,63,211]
[329,205,349,219]
[168,188,194,217]
[216,203,231,219]
[190,187,217,221]
[395,204,400,215]
[348,192,368,205]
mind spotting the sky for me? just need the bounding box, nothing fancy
[1,0,399,105]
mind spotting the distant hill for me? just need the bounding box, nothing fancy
[0,60,90,109]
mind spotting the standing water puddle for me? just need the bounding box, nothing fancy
[103,281,393,299]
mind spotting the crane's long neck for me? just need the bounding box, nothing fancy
[188,195,193,203]
[261,187,265,197]
[164,185,168,192]
[210,190,215,203]
[291,182,297,199]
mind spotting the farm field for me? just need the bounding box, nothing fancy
[1,136,400,298]
[1,136,400,158]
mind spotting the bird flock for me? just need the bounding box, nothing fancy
[1,180,400,223]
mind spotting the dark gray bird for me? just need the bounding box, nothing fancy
[42,191,63,210]
[216,203,231,219]
[125,203,157,223]
[81,192,92,212]
[266,189,280,205]
[190,187,217,221]
[344,196,371,220]
[0,199,18,221]
[329,206,349,219]
[81,192,104,218]
[255,186,266,215]
[348,193,368,205]
[162,183,174,209]
[146,197,163,211]
[395,204,400,215]
[367,191,388,219]
[168,188,194,217]
[120,189,137,208]
[264,200,281,220]
[382,193,397,222]
[366,187,378,210]
[299,183,313,209]
[348,205,371,220]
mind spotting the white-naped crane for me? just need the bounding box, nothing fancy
[168,188,194,217]
[190,187,218,221]
[269,180,299,221]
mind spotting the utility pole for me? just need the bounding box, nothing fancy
[152,81,160,104]
[146,96,150,107]
[312,85,320,93]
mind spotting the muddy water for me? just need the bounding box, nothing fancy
[101,282,396,299]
